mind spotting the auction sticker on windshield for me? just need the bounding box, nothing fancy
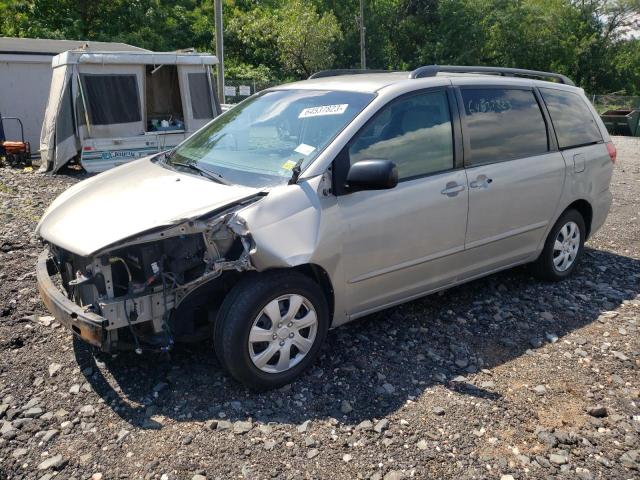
[294,143,316,156]
[299,104,348,118]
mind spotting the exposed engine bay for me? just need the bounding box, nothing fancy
[46,207,256,353]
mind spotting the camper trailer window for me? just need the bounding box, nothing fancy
[80,74,141,125]
[188,73,214,119]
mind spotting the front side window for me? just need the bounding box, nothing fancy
[80,74,141,125]
[349,90,454,180]
[170,89,374,188]
[461,88,548,165]
[540,88,602,149]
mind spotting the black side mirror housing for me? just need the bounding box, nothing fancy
[345,159,398,192]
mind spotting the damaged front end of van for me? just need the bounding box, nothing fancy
[32,150,286,353]
[36,202,260,353]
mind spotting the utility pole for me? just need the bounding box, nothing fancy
[214,0,225,103]
[359,0,366,69]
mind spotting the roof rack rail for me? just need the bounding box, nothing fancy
[309,69,393,80]
[408,65,575,86]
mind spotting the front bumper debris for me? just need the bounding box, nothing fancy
[36,248,107,349]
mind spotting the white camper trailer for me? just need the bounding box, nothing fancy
[40,49,220,172]
[0,37,146,154]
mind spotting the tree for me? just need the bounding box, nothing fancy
[274,0,342,77]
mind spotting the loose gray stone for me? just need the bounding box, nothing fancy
[432,407,445,416]
[37,454,65,470]
[555,430,578,445]
[533,385,547,395]
[455,358,469,368]
[374,419,389,433]
[416,439,428,450]
[537,431,558,447]
[575,467,593,480]
[549,453,568,465]
[192,475,207,480]
[216,420,232,431]
[356,420,373,430]
[383,471,405,480]
[41,429,59,443]
[297,420,311,433]
[381,383,395,395]
[142,417,163,430]
[258,424,272,435]
[612,351,629,361]
[233,420,252,434]
[22,407,43,418]
[340,400,353,414]
[545,332,559,343]
[307,448,319,459]
[587,405,608,418]
[2,423,17,440]
[79,405,95,417]
[620,450,639,470]
[11,448,28,458]
[529,337,543,348]
[48,363,62,377]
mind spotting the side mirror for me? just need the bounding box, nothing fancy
[345,159,398,192]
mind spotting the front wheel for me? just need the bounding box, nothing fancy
[532,209,586,281]
[214,270,329,390]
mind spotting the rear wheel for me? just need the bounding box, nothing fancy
[214,270,329,390]
[532,209,585,281]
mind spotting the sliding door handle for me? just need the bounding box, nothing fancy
[441,182,466,197]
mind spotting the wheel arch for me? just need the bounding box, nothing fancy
[565,199,593,239]
[174,263,336,333]
[291,263,336,325]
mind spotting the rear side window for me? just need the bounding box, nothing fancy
[349,90,454,180]
[540,88,602,149]
[461,88,548,165]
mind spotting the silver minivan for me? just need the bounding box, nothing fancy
[36,66,615,389]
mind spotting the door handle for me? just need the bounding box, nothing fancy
[470,174,493,189]
[441,182,466,197]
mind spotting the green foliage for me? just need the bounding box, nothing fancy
[1,0,639,93]
[274,0,342,76]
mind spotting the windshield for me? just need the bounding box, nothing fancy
[168,89,375,187]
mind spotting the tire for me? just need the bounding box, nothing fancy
[532,209,586,281]
[214,270,329,390]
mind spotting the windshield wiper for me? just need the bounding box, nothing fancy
[288,159,304,185]
[171,162,232,185]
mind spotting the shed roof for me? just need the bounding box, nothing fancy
[0,37,148,55]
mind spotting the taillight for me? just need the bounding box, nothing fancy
[606,141,617,164]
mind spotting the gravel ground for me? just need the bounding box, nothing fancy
[0,138,639,480]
